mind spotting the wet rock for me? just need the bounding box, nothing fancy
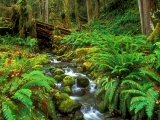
[77,76,89,88]
[54,68,65,75]
[53,75,63,82]
[63,86,72,94]
[63,76,75,86]
[59,98,81,113]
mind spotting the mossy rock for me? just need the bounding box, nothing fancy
[82,62,92,71]
[30,54,49,66]
[77,76,89,88]
[76,66,83,73]
[63,86,71,94]
[54,68,65,75]
[76,47,98,56]
[88,70,99,79]
[32,65,43,70]
[53,75,63,82]
[59,93,70,101]
[59,98,80,113]
[53,92,70,105]
[63,76,75,86]
[74,116,83,120]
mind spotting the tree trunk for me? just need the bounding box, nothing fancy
[94,0,100,18]
[45,0,48,23]
[63,0,71,28]
[86,0,92,23]
[75,0,80,28]
[138,0,152,36]
[138,0,159,36]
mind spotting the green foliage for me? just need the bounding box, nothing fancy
[0,51,57,120]
[0,35,37,51]
[97,0,140,35]
[122,81,159,119]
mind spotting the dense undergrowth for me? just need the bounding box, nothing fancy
[60,1,160,119]
[62,31,160,119]
[0,0,159,119]
[0,36,57,120]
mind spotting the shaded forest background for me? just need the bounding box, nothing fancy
[0,0,141,36]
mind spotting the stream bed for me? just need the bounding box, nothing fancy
[44,55,123,120]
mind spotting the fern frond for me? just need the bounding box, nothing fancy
[125,72,142,81]
[9,78,22,93]
[121,80,143,91]
[112,86,119,110]
[122,89,146,96]
[120,92,131,117]
[134,102,146,113]
[108,80,119,104]
[21,80,51,90]
[142,83,153,91]
[130,96,145,112]
[22,70,57,83]
[46,97,56,119]
[12,89,32,110]
[1,96,17,120]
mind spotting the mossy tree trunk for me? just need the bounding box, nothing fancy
[10,0,36,38]
[62,0,71,28]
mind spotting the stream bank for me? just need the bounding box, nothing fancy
[43,55,126,120]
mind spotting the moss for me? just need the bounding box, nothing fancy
[54,68,64,75]
[76,47,98,56]
[59,98,79,113]
[76,66,83,73]
[53,75,63,82]
[10,1,36,38]
[88,70,99,79]
[32,65,43,70]
[54,92,70,105]
[147,22,160,41]
[59,93,70,101]
[82,62,92,71]
[63,86,71,94]
[74,116,83,120]
[63,76,75,86]
[30,54,49,66]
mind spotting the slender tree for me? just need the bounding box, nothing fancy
[45,0,48,23]
[86,0,93,23]
[94,0,100,18]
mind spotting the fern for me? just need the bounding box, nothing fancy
[122,82,159,119]
[1,96,17,120]
[12,89,32,110]
[21,80,51,90]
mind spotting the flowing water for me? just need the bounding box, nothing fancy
[47,55,121,120]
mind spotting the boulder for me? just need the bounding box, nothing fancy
[77,76,89,88]
[54,68,65,75]
[63,76,75,86]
